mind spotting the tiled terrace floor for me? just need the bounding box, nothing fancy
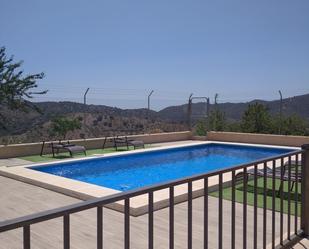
[0,175,307,249]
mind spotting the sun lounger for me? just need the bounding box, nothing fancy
[129,140,145,149]
[113,136,145,151]
[113,136,130,150]
[50,142,86,157]
[236,161,301,191]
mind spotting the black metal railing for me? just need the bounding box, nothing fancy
[0,145,309,249]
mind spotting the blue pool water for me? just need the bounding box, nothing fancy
[31,143,294,191]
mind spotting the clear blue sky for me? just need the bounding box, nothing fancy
[1,0,308,110]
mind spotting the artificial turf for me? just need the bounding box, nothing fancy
[209,177,301,216]
[20,145,152,162]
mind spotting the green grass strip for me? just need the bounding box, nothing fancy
[209,177,301,216]
[20,145,152,163]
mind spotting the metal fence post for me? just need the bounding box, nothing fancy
[187,94,193,131]
[301,144,309,236]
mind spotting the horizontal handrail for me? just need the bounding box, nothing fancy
[0,149,303,233]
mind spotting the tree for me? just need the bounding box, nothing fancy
[226,121,242,132]
[208,109,226,131]
[0,47,47,128]
[194,119,207,136]
[50,117,82,140]
[278,114,308,136]
[0,47,47,110]
[241,102,272,133]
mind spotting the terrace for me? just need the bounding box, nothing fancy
[1,132,309,249]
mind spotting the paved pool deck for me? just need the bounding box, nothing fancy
[0,157,30,167]
[0,175,306,249]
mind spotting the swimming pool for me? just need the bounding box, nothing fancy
[31,143,294,191]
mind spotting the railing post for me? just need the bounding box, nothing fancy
[301,144,309,236]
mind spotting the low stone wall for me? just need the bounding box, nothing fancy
[0,131,192,159]
[3,131,308,159]
[205,131,309,147]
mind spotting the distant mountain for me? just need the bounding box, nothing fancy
[0,93,308,144]
[158,93,309,122]
[0,101,184,143]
